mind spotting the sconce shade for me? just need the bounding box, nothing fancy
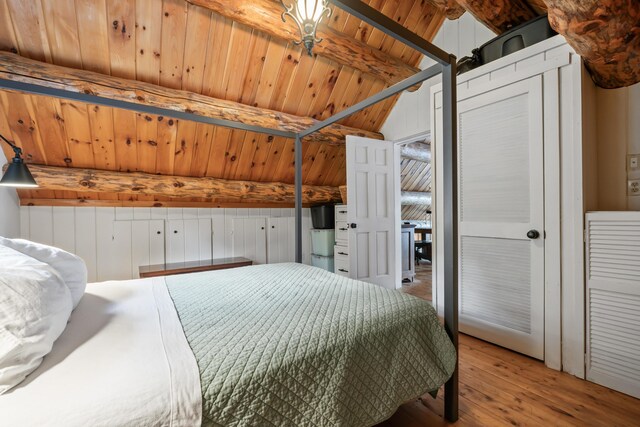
[0,156,38,188]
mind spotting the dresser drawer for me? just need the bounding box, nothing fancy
[334,245,349,258]
[335,256,350,276]
[335,221,349,242]
[335,205,348,222]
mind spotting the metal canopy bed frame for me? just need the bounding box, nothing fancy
[0,0,459,421]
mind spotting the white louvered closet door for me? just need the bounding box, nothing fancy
[586,212,640,398]
[457,76,545,360]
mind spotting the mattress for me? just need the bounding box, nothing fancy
[0,264,455,427]
[0,277,202,427]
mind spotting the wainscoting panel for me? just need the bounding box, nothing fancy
[19,206,313,282]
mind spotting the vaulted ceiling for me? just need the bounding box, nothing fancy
[0,0,445,208]
[0,0,636,213]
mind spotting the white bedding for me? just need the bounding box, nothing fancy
[0,277,202,427]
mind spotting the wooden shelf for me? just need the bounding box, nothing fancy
[139,257,253,278]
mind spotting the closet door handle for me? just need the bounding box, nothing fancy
[527,230,540,239]
[338,269,348,273]
[339,227,348,231]
[337,252,348,256]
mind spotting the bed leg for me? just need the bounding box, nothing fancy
[442,57,459,423]
[294,134,303,264]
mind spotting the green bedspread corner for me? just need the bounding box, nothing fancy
[166,263,456,427]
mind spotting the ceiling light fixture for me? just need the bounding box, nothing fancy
[281,0,332,56]
[0,133,38,188]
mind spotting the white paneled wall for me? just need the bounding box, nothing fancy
[19,206,312,282]
[381,15,494,141]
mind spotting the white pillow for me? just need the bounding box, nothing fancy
[0,245,73,394]
[0,237,87,309]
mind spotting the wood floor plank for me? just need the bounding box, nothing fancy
[379,264,640,427]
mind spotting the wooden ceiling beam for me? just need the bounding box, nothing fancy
[401,142,431,163]
[431,0,467,19]
[401,191,431,206]
[454,0,538,33]
[185,0,428,88]
[26,165,342,204]
[20,199,307,209]
[0,52,381,145]
[544,0,640,88]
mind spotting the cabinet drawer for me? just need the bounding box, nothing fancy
[334,245,349,258]
[335,205,348,222]
[336,221,349,242]
[335,256,350,276]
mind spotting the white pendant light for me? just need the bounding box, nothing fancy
[281,0,332,56]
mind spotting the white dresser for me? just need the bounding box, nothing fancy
[334,204,349,277]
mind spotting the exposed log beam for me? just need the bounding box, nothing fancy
[20,199,305,209]
[401,191,432,206]
[186,0,425,88]
[401,142,431,163]
[544,0,640,88]
[527,0,548,14]
[0,52,381,145]
[454,0,537,33]
[432,0,467,19]
[26,165,342,204]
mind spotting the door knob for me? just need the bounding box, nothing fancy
[527,230,540,239]
[350,223,357,229]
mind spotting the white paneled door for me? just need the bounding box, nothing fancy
[457,77,545,360]
[346,136,401,289]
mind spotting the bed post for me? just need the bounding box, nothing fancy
[294,134,303,264]
[442,55,459,422]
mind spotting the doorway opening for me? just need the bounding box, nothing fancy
[395,132,434,301]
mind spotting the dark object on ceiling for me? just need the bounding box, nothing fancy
[457,15,556,75]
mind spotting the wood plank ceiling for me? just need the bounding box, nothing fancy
[0,0,446,208]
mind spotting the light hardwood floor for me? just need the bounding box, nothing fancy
[401,261,433,301]
[385,264,640,426]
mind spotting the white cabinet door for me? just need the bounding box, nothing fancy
[586,212,640,399]
[456,76,545,360]
[346,136,401,289]
[131,220,165,278]
[267,217,295,264]
[166,219,212,263]
[96,208,132,282]
[232,218,267,264]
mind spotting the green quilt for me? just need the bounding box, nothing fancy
[166,263,456,427]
